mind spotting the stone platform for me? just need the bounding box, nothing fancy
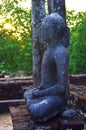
[0,75,86,114]
[10,104,34,130]
[10,104,84,130]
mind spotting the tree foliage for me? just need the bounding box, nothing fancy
[0,0,32,75]
[67,11,86,74]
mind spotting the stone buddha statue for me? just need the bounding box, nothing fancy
[24,13,70,122]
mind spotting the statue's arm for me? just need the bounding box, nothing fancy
[32,84,65,98]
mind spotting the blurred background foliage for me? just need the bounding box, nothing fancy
[0,0,86,76]
[0,0,32,76]
[67,10,86,74]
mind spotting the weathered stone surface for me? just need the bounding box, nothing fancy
[69,76,86,119]
[34,118,59,130]
[69,74,86,86]
[0,99,25,113]
[0,77,33,113]
[0,76,85,129]
[10,105,34,130]
[48,0,66,21]
[24,12,70,122]
[10,105,84,130]
[0,77,33,100]
[32,0,46,87]
[0,75,86,116]
[59,117,84,130]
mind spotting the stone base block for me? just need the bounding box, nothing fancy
[34,117,84,130]
[34,118,59,130]
[59,117,84,130]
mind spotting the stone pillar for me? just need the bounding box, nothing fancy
[32,0,46,87]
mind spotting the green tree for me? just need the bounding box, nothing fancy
[67,11,86,74]
[0,0,32,75]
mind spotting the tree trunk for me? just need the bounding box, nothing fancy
[48,0,66,22]
[48,0,70,48]
[48,0,53,14]
[32,0,46,87]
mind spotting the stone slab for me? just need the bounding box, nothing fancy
[0,99,25,113]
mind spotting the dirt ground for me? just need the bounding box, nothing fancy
[0,114,13,130]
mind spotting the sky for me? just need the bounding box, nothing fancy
[20,0,86,12]
[0,0,86,12]
[65,0,86,12]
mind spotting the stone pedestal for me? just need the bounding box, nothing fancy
[34,117,84,130]
[34,117,59,130]
[10,105,84,130]
[59,117,84,130]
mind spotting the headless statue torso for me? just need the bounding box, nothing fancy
[24,13,70,122]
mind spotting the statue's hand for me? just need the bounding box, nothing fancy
[37,84,44,90]
[32,89,41,97]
